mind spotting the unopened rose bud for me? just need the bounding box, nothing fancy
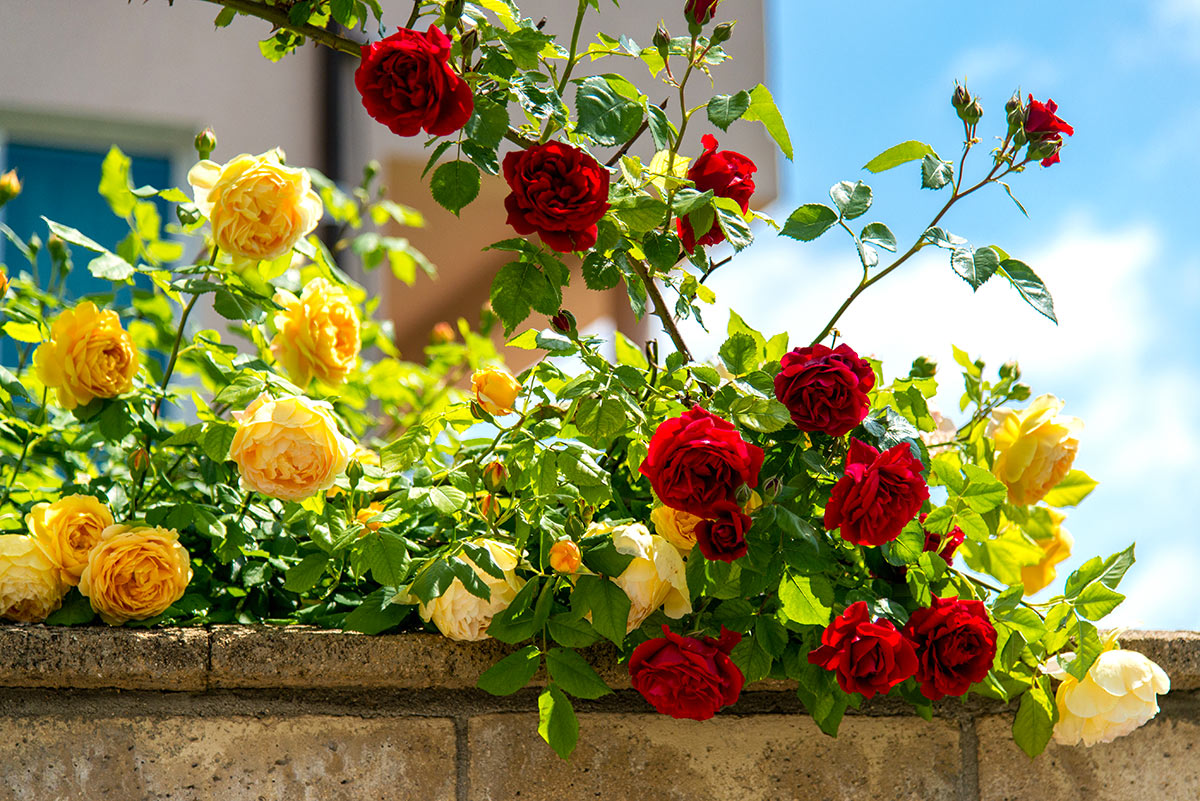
[478,493,499,520]
[0,170,21,207]
[709,20,734,46]
[194,128,217,160]
[961,98,984,125]
[999,360,1020,380]
[653,24,671,61]
[910,355,938,378]
[549,539,583,574]
[460,28,478,60]
[1026,136,1062,165]
[761,477,782,502]
[129,448,151,475]
[430,321,456,344]
[46,234,69,264]
[1006,92,1027,137]
[550,310,575,334]
[951,84,971,112]
[482,460,507,493]
[444,0,465,25]
[346,458,365,488]
[471,368,521,416]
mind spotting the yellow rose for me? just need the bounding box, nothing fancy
[229,393,356,501]
[471,368,521,416]
[356,502,386,533]
[418,539,525,641]
[0,535,66,622]
[187,150,323,263]
[270,278,361,388]
[610,523,691,632]
[1021,509,1074,595]
[33,301,139,410]
[548,539,583,574]
[1044,648,1170,746]
[991,394,1082,506]
[650,505,704,553]
[27,494,114,586]
[78,524,191,625]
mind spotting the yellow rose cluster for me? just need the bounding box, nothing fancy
[0,496,191,626]
[33,301,139,410]
[271,278,361,388]
[187,150,323,263]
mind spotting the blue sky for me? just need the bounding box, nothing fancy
[683,0,1200,627]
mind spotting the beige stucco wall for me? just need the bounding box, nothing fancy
[0,628,1196,801]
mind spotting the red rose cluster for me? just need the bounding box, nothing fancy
[824,439,929,547]
[502,142,611,253]
[629,625,744,720]
[809,597,996,701]
[678,135,757,253]
[773,343,875,436]
[355,26,474,137]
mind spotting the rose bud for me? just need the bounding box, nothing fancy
[0,270,9,298]
[653,24,671,62]
[684,0,721,25]
[194,127,217,160]
[129,448,151,475]
[482,461,507,493]
[548,539,583,574]
[550,310,575,334]
[1005,91,1026,136]
[478,493,499,521]
[951,84,971,113]
[471,368,521,416]
[0,170,21,208]
[963,98,984,125]
[430,321,456,344]
[710,21,735,45]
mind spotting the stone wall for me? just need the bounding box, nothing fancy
[0,628,1195,801]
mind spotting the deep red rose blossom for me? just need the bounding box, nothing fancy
[920,512,965,563]
[676,134,757,253]
[354,26,474,137]
[639,406,764,519]
[629,625,744,720]
[824,439,929,547]
[773,343,875,436]
[904,595,998,701]
[1024,96,1074,167]
[685,0,721,24]
[808,602,918,699]
[695,502,752,563]
[502,142,611,253]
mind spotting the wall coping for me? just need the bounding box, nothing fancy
[2,626,1196,695]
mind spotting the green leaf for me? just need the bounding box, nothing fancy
[98,146,136,217]
[714,197,754,251]
[731,396,791,434]
[742,84,793,160]
[951,246,1000,292]
[572,575,630,646]
[581,252,620,290]
[343,587,409,634]
[44,591,96,626]
[575,75,643,146]
[548,614,601,648]
[719,332,758,375]
[863,140,936,173]
[580,534,635,577]
[430,160,481,215]
[921,155,954,190]
[610,195,668,233]
[361,530,410,586]
[707,90,752,131]
[781,204,838,242]
[829,180,872,220]
[1074,582,1125,621]
[1042,470,1097,507]
[1065,618,1103,680]
[538,685,579,760]
[499,26,554,70]
[478,645,541,696]
[201,423,237,463]
[1012,680,1056,758]
[860,222,897,252]
[490,260,560,333]
[1098,545,1135,590]
[42,218,108,253]
[957,464,1007,514]
[283,553,330,593]
[883,521,926,566]
[998,259,1057,324]
[546,647,613,699]
[409,559,456,604]
[574,396,627,438]
[213,289,262,322]
[778,573,833,626]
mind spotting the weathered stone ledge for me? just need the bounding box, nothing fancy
[0,625,1195,694]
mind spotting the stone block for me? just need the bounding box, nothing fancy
[468,712,964,801]
[0,626,207,690]
[976,713,1200,801]
[0,714,456,801]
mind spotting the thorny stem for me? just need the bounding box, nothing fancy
[194,0,363,56]
[405,0,423,29]
[627,256,692,361]
[556,0,589,94]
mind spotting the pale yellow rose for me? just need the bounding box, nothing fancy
[187,150,323,263]
[419,539,525,641]
[991,394,1082,506]
[33,301,139,410]
[610,523,691,632]
[1021,509,1074,595]
[270,278,360,388]
[27,494,114,586]
[0,535,66,622]
[229,393,356,501]
[78,524,191,625]
[1044,648,1170,746]
[471,368,521,416]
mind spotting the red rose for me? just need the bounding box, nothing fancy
[808,602,918,699]
[824,439,929,547]
[629,625,744,720]
[695,502,751,563]
[355,26,474,138]
[773,343,875,436]
[1024,96,1074,167]
[676,134,756,253]
[685,0,721,24]
[639,406,764,519]
[904,595,998,701]
[920,512,964,563]
[502,142,610,253]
